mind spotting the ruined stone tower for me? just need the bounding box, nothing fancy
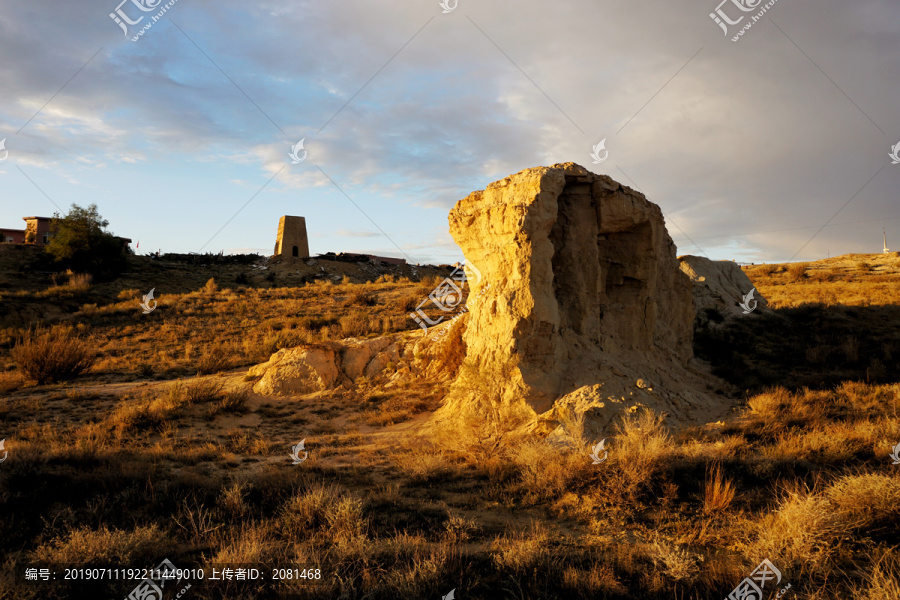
[274,216,310,258]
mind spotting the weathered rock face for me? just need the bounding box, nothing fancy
[679,255,770,327]
[434,163,726,434]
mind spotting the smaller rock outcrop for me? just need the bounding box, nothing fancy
[679,255,770,328]
[247,319,466,396]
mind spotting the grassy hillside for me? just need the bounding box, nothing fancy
[692,253,900,392]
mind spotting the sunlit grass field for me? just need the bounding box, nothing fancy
[0,252,898,599]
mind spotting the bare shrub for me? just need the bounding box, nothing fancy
[172,498,222,542]
[442,512,478,545]
[787,262,809,281]
[12,324,96,384]
[349,288,377,306]
[649,539,701,583]
[339,314,370,338]
[218,482,250,519]
[180,377,226,403]
[611,410,674,495]
[196,351,230,375]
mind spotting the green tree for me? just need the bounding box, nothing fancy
[45,204,129,278]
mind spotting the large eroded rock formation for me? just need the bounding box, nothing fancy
[246,164,753,435]
[433,163,728,434]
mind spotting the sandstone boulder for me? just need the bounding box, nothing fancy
[248,345,342,395]
[248,320,465,396]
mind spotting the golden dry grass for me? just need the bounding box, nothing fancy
[31,525,167,566]
[0,252,898,599]
[746,253,900,308]
[703,462,735,514]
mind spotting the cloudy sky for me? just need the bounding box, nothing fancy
[1,0,898,264]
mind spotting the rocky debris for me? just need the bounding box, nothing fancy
[430,163,728,435]
[247,318,466,396]
[679,255,770,328]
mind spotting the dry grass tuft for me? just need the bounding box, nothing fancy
[703,461,736,514]
[0,370,24,393]
[511,440,588,503]
[854,553,900,600]
[196,350,231,375]
[213,388,250,415]
[491,523,549,573]
[391,441,450,481]
[31,525,166,566]
[218,482,251,519]
[209,522,274,564]
[278,483,369,546]
[751,483,847,577]
[824,473,900,533]
[349,288,378,306]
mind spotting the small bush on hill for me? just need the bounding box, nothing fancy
[12,324,95,384]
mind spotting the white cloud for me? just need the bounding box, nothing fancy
[0,0,898,261]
